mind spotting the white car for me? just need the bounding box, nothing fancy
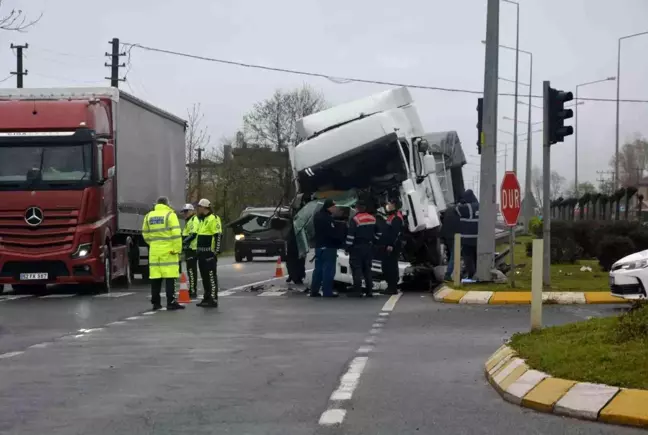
[334,250,412,291]
[609,250,648,300]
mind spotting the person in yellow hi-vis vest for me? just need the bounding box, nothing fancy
[181,203,199,298]
[142,196,185,311]
[195,198,222,308]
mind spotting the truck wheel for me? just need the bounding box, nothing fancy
[0,284,4,295]
[246,255,253,262]
[235,253,243,263]
[95,245,112,293]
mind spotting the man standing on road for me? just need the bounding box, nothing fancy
[181,203,199,298]
[345,200,377,298]
[456,189,479,279]
[310,199,340,298]
[142,196,185,311]
[195,198,222,308]
[378,197,404,295]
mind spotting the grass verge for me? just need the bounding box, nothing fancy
[459,235,609,292]
[509,304,648,390]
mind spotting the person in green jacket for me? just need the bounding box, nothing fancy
[195,198,222,308]
[181,203,199,298]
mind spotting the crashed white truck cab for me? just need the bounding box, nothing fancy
[289,87,466,288]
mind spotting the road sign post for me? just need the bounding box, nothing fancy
[500,171,522,287]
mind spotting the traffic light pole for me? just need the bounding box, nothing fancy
[476,0,500,282]
[542,81,551,288]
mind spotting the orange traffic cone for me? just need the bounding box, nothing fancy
[177,273,191,304]
[274,257,284,278]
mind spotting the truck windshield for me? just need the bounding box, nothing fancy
[0,143,93,189]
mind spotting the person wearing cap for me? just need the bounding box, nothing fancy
[141,196,185,311]
[377,197,404,295]
[310,198,341,298]
[345,199,378,297]
[195,198,222,307]
[181,203,199,298]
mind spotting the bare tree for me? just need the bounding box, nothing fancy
[0,1,42,32]
[609,135,648,186]
[185,103,211,201]
[532,166,567,206]
[550,171,566,200]
[531,166,543,208]
[242,84,327,200]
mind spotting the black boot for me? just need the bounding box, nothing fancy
[167,301,186,310]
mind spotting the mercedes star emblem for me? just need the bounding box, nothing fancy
[25,207,44,227]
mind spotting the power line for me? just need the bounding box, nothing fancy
[0,75,12,83]
[121,41,648,104]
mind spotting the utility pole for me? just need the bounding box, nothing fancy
[10,43,28,88]
[475,0,500,281]
[104,38,125,88]
[196,147,205,199]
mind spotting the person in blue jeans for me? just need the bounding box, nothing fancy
[310,199,341,298]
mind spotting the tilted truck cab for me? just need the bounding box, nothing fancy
[289,87,467,286]
[0,88,186,294]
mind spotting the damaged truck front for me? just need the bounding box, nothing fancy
[289,87,467,288]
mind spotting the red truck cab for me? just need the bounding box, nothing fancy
[0,95,129,294]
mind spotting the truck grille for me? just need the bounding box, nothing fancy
[0,208,79,254]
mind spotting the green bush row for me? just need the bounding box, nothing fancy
[527,220,648,270]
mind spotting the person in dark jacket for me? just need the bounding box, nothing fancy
[286,224,306,285]
[310,199,340,298]
[345,200,378,297]
[378,197,404,295]
[440,203,461,282]
[456,189,479,279]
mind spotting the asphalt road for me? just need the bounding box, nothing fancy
[0,265,642,434]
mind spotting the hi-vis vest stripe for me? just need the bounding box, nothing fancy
[142,211,182,242]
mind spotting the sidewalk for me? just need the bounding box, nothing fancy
[434,286,628,305]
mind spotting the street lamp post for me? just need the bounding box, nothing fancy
[575,77,616,196]
[501,0,520,175]
[615,30,648,188]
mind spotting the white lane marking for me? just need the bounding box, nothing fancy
[380,293,402,312]
[94,292,135,298]
[0,351,24,359]
[364,336,377,344]
[74,334,86,338]
[142,311,157,315]
[258,291,287,297]
[39,294,76,299]
[125,316,142,320]
[218,290,236,297]
[378,312,390,317]
[357,345,373,354]
[0,295,32,302]
[369,328,382,335]
[371,323,383,328]
[318,409,346,426]
[107,321,127,325]
[329,356,368,401]
[225,269,314,292]
[28,343,49,349]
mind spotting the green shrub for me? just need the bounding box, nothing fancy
[571,220,602,258]
[551,236,582,264]
[528,216,542,238]
[596,235,636,271]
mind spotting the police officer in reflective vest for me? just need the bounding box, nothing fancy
[456,189,480,279]
[142,196,185,311]
[195,198,222,308]
[378,197,404,295]
[181,203,199,298]
[345,200,377,297]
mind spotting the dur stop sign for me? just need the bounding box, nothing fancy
[500,171,521,227]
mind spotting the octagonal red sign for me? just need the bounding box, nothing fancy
[500,171,521,226]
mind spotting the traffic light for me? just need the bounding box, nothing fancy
[476,97,483,154]
[547,86,574,145]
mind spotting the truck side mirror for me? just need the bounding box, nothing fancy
[102,143,115,180]
[423,154,437,175]
[416,138,430,153]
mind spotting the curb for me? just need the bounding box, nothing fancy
[485,344,648,429]
[433,286,629,305]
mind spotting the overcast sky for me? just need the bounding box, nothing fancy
[1,0,647,197]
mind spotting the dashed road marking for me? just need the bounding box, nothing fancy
[258,291,287,297]
[94,292,135,298]
[107,321,127,325]
[0,351,24,359]
[39,294,76,299]
[318,292,403,427]
[0,295,32,302]
[28,343,49,349]
[125,316,143,321]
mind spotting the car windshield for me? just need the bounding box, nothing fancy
[0,143,93,188]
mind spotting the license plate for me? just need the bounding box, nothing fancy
[609,275,614,286]
[20,273,48,281]
[252,249,266,254]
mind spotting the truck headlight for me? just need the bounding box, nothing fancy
[71,243,92,259]
[235,234,245,241]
